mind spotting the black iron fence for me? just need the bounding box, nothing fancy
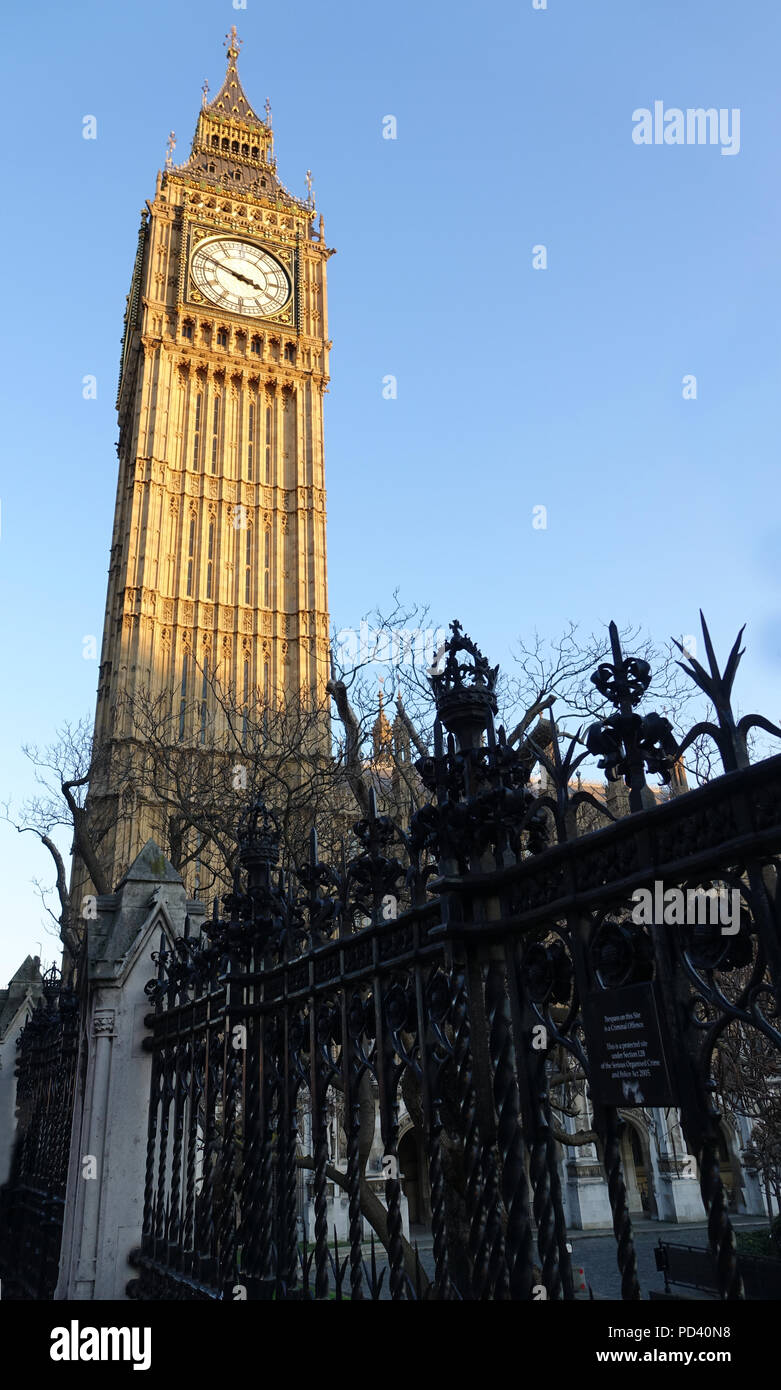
[127,617,781,1301]
[0,968,79,1299]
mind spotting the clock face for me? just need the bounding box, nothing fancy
[190,238,291,318]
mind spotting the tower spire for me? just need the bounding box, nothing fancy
[224,25,242,64]
[178,31,319,209]
[201,28,264,128]
[372,682,393,760]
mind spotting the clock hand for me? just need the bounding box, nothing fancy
[230,268,266,290]
[202,254,265,292]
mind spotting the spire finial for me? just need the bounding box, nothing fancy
[305,169,314,206]
[201,79,209,108]
[372,677,393,759]
[165,131,176,169]
[224,25,242,63]
[265,96,272,127]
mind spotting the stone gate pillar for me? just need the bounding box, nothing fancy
[650,1106,705,1222]
[55,841,204,1300]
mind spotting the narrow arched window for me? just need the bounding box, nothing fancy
[192,392,202,469]
[242,658,250,744]
[263,529,270,606]
[247,400,255,480]
[265,403,272,481]
[262,659,270,736]
[211,396,220,473]
[206,521,214,598]
[179,653,189,740]
[244,527,252,603]
[217,327,228,348]
[186,515,196,596]
[200,656,209,745]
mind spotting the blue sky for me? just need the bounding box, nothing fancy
[1,0,779,982]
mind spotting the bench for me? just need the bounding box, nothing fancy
[652,1239,781,1300]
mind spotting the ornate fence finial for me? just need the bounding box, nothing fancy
[673,613,756,773]
[41,963,61,1009]
[238,796,281,874]
[586,622,677,812]
[430,620,499,748]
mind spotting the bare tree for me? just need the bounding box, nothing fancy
[1,719,125,961]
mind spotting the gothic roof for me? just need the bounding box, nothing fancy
[206,30,265,128]
[173,30,310,214]
[0,955,43,1040]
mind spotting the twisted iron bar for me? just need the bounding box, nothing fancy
[384,1133,406,1300]
[217,1041,241,1292]
[141,1062,161,1248]
[700,1132,744,1300]
[427,1105,452,1300]
[311,1088,330,1300]
[548,1118,575,1300]
[239,1022,266,1285]
[277,1082,301,1292]
[154,1052,174,1258]
[344,1091,365,1300]
[183,1040,203,1271]
[167,1038,189,1261]
[197,1039,220,1284]
[526,1077,562,1298]
[451,969,489,1299]
[485,961,534,1299]
[601,1105,641,1300]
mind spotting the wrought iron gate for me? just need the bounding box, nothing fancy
[129,618,781,1300]
[0,968,80,1299]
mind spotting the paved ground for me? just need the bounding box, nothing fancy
[568,1217,766,1299]
[359,1217,769,1300]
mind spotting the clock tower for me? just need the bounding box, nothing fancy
[86,30,333,891]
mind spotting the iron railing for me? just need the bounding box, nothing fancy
[127,616,781,1300]
[0,968,80,1299]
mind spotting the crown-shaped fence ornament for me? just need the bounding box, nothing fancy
[430,620,499,744]
[214,796,286,948]
[585,622,677,810]
[238,796,281,874]
[41,963,61,1000]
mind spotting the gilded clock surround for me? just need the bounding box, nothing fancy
[82,30,334,897]
[189,234,292,319]
[186,226,296,325]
